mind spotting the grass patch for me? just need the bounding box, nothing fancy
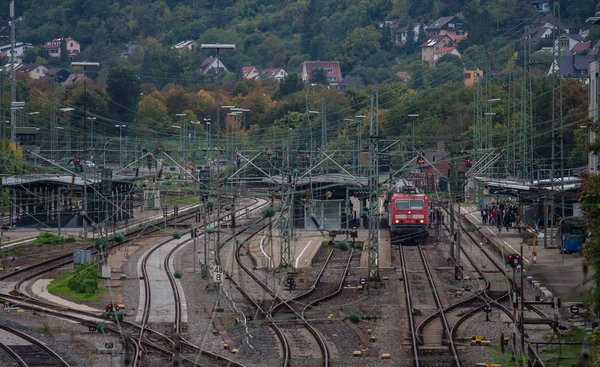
[34,232,64,247]
[47,271,106,303]
[539,328,586,367]
[164,196,200,206]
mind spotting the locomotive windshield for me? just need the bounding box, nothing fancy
[395,200,424,210]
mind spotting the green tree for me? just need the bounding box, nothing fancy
[310,68,328,85]
[22,48,38,64]
[340,25,382,70]
[106,66,141,124]
[136,93,171,135]
[60,38,68,63]
[275,73,304,99]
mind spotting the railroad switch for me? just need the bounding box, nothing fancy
[352,351,362,357]
[223,343,229,350]
[231,349,239,354]
[367,329,373,334]
[455,291,462,297]
[380,353,391,359]
[370,336,377,342]
[212,329,219,335]
[327,313,334,319]
[382,276,389,281]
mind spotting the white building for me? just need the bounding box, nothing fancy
[0,42,32,62]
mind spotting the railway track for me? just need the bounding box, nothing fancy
[399,243,461,367]
[224,218,333,367]
[432,205,551,366]
[0,324,70,367]
[135,198,266,365]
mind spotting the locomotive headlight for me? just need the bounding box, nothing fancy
[394,219,400,224]
[408,211,411,214]
[419,219,424,223]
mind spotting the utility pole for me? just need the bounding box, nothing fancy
[9,0,17,144]
[550,1,564,252]
[367,87,380,284]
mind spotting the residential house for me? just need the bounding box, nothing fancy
[64,73,86,86]
[523,26,553,49]
[242,66,260,80]
[426,16,467,42]
[532,0,550,12]
[567,42,590,55]
[0,26,10,40]
[556,33,586,54]
[44,68,70,84]
[548,55,595,83]
[263,67,287,82]
[15,63,48,80]
[171,40,196,52]
[301,61,343,87]
[393,22,426,45]
[588,40,600,56]
[200,57,229,74]
[463,69,483,88]
[44,38,80,58]
[0,42,32,63]
[421,35,459,65]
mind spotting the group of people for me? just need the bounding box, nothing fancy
[480,203,520,231]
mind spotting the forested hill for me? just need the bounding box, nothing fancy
[1,0,598,81]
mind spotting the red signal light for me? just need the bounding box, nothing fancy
[147,156,152,161]
[296,155,301,160]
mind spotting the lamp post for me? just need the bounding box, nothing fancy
[103,138,118,167]
[87,117,96,157]
[408,114,419,153]
[71,62,99,161]
[355,115,366,176]
[115,125,126,167]
[59,107,74,159]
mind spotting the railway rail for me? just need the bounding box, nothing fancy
[0,323,70,367]
[399,242,461,367]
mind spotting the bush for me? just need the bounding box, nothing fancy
[336,241,350,251]
[348,312,362,324]
[34,232,64,247]
[67,264,99,295]
[65,236,77,242]
[172,231,182,239]
[262,206,276,218]
[113,232,125,243]
[352,241,364,250]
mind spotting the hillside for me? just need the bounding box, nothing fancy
[1,0,598,82]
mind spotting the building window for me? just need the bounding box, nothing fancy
[448,23,455,28]
[464,73,471,79]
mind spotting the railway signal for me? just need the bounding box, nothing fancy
[515,157,521,166]
[417,157,425,164]
[465,157,472,168]
[147,155,153,169]
[505,253,522,268]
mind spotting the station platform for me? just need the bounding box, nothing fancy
[460,205,591,299]
[248,228,392,269]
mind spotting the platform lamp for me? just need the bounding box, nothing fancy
[71,62,99,161]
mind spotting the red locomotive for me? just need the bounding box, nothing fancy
[387,181,429,244]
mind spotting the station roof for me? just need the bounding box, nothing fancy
[0,173,143,188]
[263,173,387,187]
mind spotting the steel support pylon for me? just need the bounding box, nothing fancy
[367,88,380,283]
[279,141,292,268]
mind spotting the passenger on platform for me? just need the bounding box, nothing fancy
[481,207,488,225]
[490,206,497,225]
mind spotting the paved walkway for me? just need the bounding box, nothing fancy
[31,279,101,312]
[461,205,591,299]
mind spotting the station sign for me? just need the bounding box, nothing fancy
[213,265,224,283]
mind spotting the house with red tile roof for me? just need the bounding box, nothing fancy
[301,61,343,86]
[44,38,80,58]
[242,66,260,80]
[421,35,459,65]
[566,41,590,55]
[263,67,287,81]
